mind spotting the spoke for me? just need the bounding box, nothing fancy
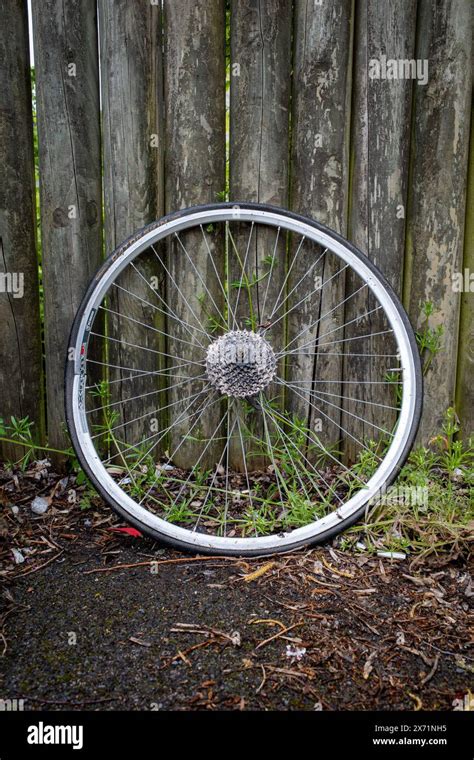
[101,386,214,466]
[311,329,394,351]
[89,332,206,367]
[304,389,394,437]
[88,386,170,416]
[285,351,399,358]
[111,281,208,348]
[134,388,218,481]
[175,232,227,330]
[223,401,232,536]
[150,245,213,342]
[235,407,256,536]
[259,394,286,507]
[263,402,311,502]
[267,235,309,320]
[86,368,192,390]
[270,263,349,333]
[136,390,221,505]
[261,400,349,504]
[279,304,384,357]
[109,434,139,493]
[277,378,383,462]
[86,373,206,415]
[200,224,237,328]
[148,474,283,510]
[287,378,399,385]
[260,225,281,322]
[100,304,204,351]
[127,263,209,347]
[269,245,331,324]
[192,405,239,533]
[303,387,401,412]
[160,403,229,513]
[90,381,206,438]
[280,282,368,354]
[228,222,255,330]
[86,357,193,377]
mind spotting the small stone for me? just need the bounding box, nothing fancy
[231,631,241,647]
[31,496,50,515]
[12,548,25,564]
[377,551,406,560]
[57,477,69,493]
[156,463,174,472]
[286,644,306,661]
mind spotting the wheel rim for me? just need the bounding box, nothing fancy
[67,204,420,553]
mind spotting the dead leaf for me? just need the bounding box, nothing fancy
[321,556,354,578]
[243,561,275,582]
[363,651,377,679]
[408,691,423,710]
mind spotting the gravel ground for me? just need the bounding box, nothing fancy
[1,465,473,711]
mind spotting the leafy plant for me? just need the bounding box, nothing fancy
[416,301,444,375]
[343,408,474,559]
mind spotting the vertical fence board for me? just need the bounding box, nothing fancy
[230,0,291,209]
[1,0,473,475]
[290,0,352,233]
[405,0,472,441]
[455,113,474,439]
[229,0,292,468]
[164,0,226,469]
[342,0,417,463]
[99,1,164,454]
[287,0,352,454]
[349,0,416,296]
[32,0,102,453]
[0,0,43,461]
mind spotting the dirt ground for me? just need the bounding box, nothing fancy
[1,466,473,711]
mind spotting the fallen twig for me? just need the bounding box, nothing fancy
[420,653,440,685]
[255,621,303,650]
[83,555,242,574]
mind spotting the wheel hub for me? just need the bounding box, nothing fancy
[205,329,277,398]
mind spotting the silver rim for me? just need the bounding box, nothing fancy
[68,206,419,553]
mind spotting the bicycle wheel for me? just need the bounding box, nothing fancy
[65,202,422,556]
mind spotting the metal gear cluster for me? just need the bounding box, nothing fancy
[205,329,277,398]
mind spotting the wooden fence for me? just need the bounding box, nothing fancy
[0,0,472,464]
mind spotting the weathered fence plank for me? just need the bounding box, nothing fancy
[342,0,417,463]
[0,0,473,476]
[99,1,165,454]
[0,0,43,462]
[229,0,292,468]
[164,0,226,469]
[230,0,291,209]
[286,0,353,455]
[455,114,474,439]
[405,0,472,441]
[32,0,102,454]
